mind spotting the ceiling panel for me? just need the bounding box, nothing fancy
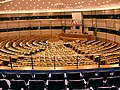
[0,0,120,13]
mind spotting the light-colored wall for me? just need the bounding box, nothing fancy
[0,19,71,29]
[0,29,62,38]
[83,19,120,30]
[97,32,120,43]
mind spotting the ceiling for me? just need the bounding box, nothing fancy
[0,0,120,13]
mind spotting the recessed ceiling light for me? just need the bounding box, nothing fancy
[75,3,77,4]
[26,2,28,4]
[88,3,90,5]
[18,2,20,4]
[90,1,92,3]
[51,4,53,6]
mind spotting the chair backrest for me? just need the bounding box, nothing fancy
[48,80,65,90]
[98,71,111,80]
[67,72,81,80]
[68,79,85,89]
[83,71,96,81]
[29,80,46,90]
[50,73,65,80]
[105,76,120,87]
[19,73,33,83]
[113,70,120,76]
[5,73,18,80]
[10,80,27,90]
[87,78,104,90]
[34,73,48,81]
[0,79,10,90]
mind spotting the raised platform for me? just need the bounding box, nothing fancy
[59,33,95,41]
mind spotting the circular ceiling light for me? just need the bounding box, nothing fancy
[53,0,65,8]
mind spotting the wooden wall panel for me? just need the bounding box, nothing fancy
[83,19,92,27]
[97,19,106,28]
[7,21,18,28]
[52,19,62,26]
[116,35,120,43]
[19,20,30,27]
[30,20,40,27]
[41,19,51,26]
[97,32,106,39]
[115,20,120,30]
[0,21,7,29]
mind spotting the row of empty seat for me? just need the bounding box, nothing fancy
[67,39,120,65]
[0,70,120,90]
[0,35,97,68]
